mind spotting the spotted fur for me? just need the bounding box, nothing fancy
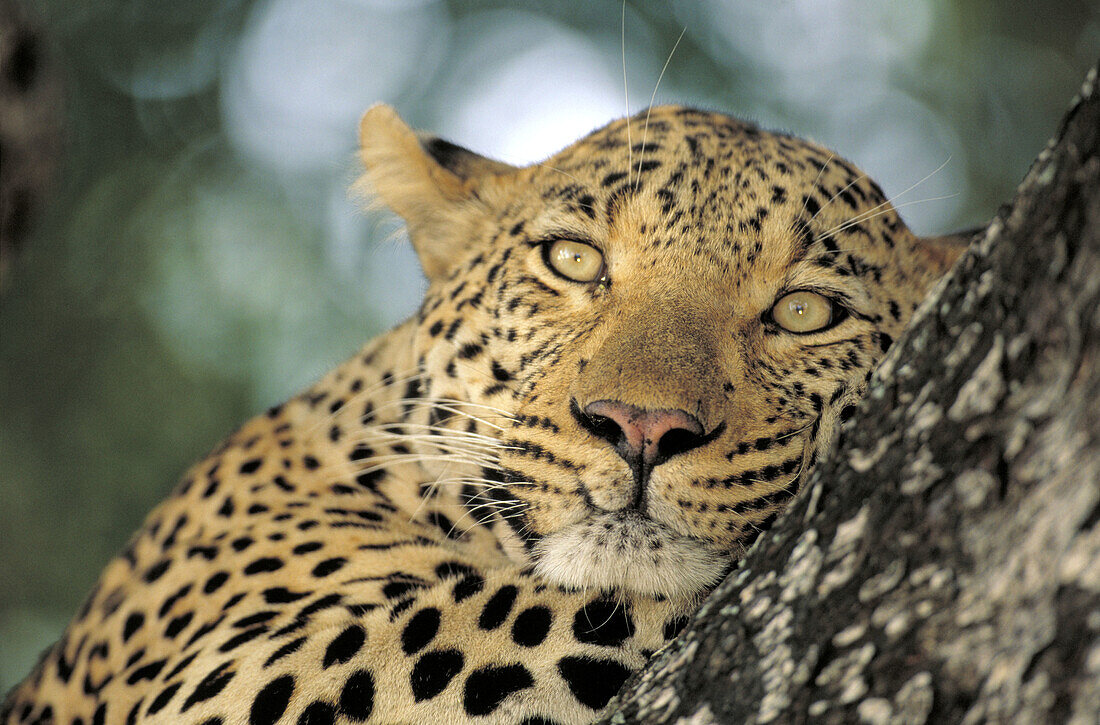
[2,105,968,724]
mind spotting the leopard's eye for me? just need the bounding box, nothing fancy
[770,291,837,333]
[544,239,605,283]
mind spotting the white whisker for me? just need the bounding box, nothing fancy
[621,0,632,188]
[634,26,687,192]
[819,156,953,238]
[797,153,834,220]
[819,194,960,242]
[810,173,868,223]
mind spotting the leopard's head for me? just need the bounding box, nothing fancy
[358,104,968,600]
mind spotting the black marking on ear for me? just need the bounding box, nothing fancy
[421,137,475,176]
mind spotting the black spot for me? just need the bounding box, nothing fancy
[181,662,235,711]
[458,342,483,359]
[383,581,422,599]
[601,171,627,187]
[312,557,347,577]
[143,559,171,583]
[126,658,166,685]
[490,360,513,381]
[340,669,375,720]
[297,701,336,725]
[145,680,183,715]
[478,585,518,630]
[355,469,384,490]
[299,593,344,617]
[663,615,690,640]
[265,636,307,667]
[878,332,894,353]
[203,571,229,594]
[511,606,552,647]
[428,320,444,337]
[231,536,254,552]
[410,649,465,702]
[233,611,278,628]
[219,626,267,653]
[557,656,632,709]
[401,608,441,655]
[188,545,218,561]
[434,561,476,580]
[348,444,373,461]
[164,611,193,639]
[184,615,226,649]
[323,625,366,668]
[122,612,144,643]
[250,674,294,725]
[239,458,263,474]
[573,597,635,647]
[263,587,310,604]
[462,664,535,716]
[425,510,462,540]
[453,574,484,602]
[244,557,284,575]
[303,455,320,470]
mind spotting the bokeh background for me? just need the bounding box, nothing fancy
[0,0,1095,691]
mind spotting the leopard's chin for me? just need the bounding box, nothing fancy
[531,511,728,600]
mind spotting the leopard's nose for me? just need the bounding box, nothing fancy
[580,400,706,467]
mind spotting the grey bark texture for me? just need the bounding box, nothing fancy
[604,61,1100,725]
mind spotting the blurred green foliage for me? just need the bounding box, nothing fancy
[1,0,1096,690]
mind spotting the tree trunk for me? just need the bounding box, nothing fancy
[603,61,1100,725]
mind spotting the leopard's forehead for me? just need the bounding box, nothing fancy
[537,106,885,207]
[504,105,903,294]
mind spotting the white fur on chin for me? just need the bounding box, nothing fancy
[531,512,727,599]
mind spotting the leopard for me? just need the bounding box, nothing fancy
[2,104,970,724]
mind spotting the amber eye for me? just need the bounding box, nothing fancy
[544,239,605,283]
[770,291,838,333]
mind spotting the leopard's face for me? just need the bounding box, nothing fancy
[361,105,962,601]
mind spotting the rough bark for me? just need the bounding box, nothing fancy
[604,62,1100,724]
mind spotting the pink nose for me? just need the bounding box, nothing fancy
[583,400,705,466]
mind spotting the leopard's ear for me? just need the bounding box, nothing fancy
[912,226,984,274]
[356,104,516,280]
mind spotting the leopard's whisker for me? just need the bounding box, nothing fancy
[300,367,426,437]
[797,153,835,220]
[448,498,526,535]
[535,162,582,185]
[621,0,632,188]
[363,428,513,452]
[820,194,960,242]
[819,156,953,239]
[634,26,687,191]
[810,173,868,224]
